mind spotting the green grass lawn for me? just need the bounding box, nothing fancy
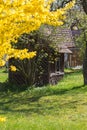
[0,68,87,130]
[0,67,8,83]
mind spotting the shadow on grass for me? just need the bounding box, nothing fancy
[0,80,85,98]
[0,81,28,92]
[0,83,86,115]
[50,85,85,95]
[0,86,85,116]
[0,69,86,115]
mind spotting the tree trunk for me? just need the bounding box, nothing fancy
[83,41,87,85]
[81,0,87,85]
[81,0,87,14]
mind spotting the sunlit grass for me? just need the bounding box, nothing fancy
[0,67,8,82]
[0,68,87,130]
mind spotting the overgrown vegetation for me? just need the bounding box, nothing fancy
[0,68,87,130]
[9,32,59,87]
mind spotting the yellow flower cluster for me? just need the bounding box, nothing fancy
[0,60,5,67]
[0,0,75,66]
[10,65,17,72]
[11,49,36,60]
[0,117,6,122]
[64,0,76,10]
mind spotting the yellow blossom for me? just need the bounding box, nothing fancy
[10,65,17,72]
[0,60,5,67]
[0,117,6,122]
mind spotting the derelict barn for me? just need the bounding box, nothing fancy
[9,26,82,86]
[40,25,82,68]
[9,32,64,86]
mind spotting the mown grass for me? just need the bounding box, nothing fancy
[0,68,87,130]
[0,67,8,83]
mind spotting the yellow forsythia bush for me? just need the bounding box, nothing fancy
[0,0,75,69]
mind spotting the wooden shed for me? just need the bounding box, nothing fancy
[9,26,82,86]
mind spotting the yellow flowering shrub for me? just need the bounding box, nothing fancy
[0,60,5,67]
[0,117,6,122]
[0,0,75,67]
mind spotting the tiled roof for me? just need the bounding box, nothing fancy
[39,26,75,48]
